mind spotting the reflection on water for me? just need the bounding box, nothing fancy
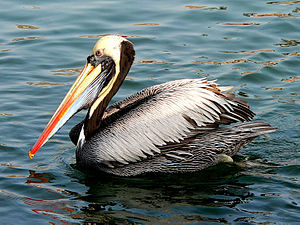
[276,39,300,47]
[25,165,246,224]
[16,24,39,30]
[244,13,292,17]
[185,5,228,10]
[137,60,176,65]
[11,36,44,42]
[26,170,51,184]
[26,81,67,87]
[51,68,81,76]
[11,160,297,224]
[134,23,160,26]
[267,1,300,5]
[221,22,260,26]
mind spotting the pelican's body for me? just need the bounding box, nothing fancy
[29,35,276,176]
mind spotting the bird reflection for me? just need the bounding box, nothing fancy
[23,163,256,224]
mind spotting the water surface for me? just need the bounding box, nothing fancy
[0,0,299,224]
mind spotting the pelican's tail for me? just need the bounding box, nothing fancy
[230,121,277,138]
[207,121,277,158]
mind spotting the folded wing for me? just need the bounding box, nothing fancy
[75,78,255,165]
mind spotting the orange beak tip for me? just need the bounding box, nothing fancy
[28,151,35,159]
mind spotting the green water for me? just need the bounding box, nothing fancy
[0,0,299,224]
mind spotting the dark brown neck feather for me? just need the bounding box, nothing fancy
[84,40,135,139]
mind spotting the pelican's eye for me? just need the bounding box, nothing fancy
[95,50,102,57]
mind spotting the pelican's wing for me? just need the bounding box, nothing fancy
[82,78,255,165]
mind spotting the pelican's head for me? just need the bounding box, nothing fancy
[28,35,135,158]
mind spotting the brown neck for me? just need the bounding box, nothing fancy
[84,40,135,138]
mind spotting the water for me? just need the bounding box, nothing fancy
[0,0,299,224]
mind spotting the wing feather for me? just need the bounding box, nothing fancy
[80,78,255,165]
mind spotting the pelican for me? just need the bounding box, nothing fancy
[28,35,276,176]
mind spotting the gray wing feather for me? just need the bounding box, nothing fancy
[82,78,254,165]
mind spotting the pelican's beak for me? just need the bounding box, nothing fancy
[28,55,115,158]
